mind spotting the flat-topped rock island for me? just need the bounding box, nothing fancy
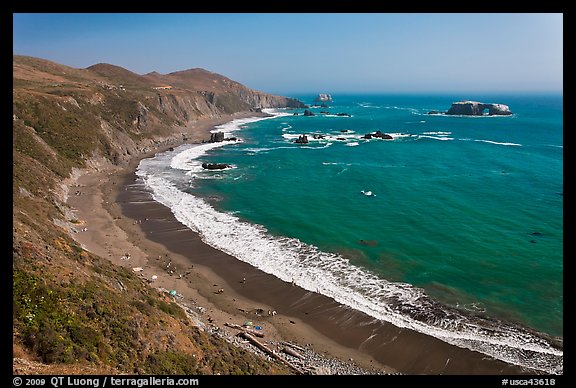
[429,101,513,116]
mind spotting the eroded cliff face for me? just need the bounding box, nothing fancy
[13,55,306,169]
[233,89,307,109]
[143,67,307,111]
[12,56,299,373]
[12,56,308,255]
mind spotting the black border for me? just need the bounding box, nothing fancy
[8,4,568,384]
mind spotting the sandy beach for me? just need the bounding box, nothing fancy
[65,112,531,375]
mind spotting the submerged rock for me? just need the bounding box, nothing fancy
[359,239,378,247]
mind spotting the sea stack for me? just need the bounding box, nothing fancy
[445,101,513,116]
[314,93,333,102]
[210,132,225,142]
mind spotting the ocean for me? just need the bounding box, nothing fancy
[136,94,563,374]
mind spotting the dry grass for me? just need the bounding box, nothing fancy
[12,54,304,375]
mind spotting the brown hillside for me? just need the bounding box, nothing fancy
[13,55,304,374]
[87,63,156,88]
[147,68,245,92]
[14,55,94,83]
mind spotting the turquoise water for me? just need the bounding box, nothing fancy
[137,94,563,373]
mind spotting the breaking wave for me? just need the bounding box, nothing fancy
[135,108,562,374]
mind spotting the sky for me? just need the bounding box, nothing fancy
[13,13,563,94]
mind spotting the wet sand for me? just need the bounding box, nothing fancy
[67,112,533,375]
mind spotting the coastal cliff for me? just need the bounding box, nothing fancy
[13,56,305,167]
[142,67,306,110]
[12,55,303,374]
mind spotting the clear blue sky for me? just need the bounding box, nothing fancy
[13,13,563,94]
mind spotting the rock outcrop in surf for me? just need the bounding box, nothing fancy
[202,162,231,170]
[362,130,393,139]
[294,135,309,144]
[209,132,225,142]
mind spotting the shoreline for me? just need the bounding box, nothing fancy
[66,112,533,375]
[65,111,390,374]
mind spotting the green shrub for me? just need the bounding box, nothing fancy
[145,351,200,374]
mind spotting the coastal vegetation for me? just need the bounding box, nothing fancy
[12,55,302,374]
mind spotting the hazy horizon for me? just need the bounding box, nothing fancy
[13,13,563,95]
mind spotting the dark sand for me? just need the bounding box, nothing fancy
[117,176,530,375]
[67,112,533,375]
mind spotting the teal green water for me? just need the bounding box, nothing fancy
[137,94,563,373]
[197,94,563,337]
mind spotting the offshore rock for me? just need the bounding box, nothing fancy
[202,162,231,170]
[362,130,393,139]
[446,101,513,116]
[314,93,332,102]
[295,135,309,144]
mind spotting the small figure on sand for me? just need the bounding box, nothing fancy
[148,275,158,284]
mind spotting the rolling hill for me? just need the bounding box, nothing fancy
[12,55,304,374]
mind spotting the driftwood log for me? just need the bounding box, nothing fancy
[280,341,306,352]
[240,332,305,374]
[224,322,265,338]
[281,346,304,359]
